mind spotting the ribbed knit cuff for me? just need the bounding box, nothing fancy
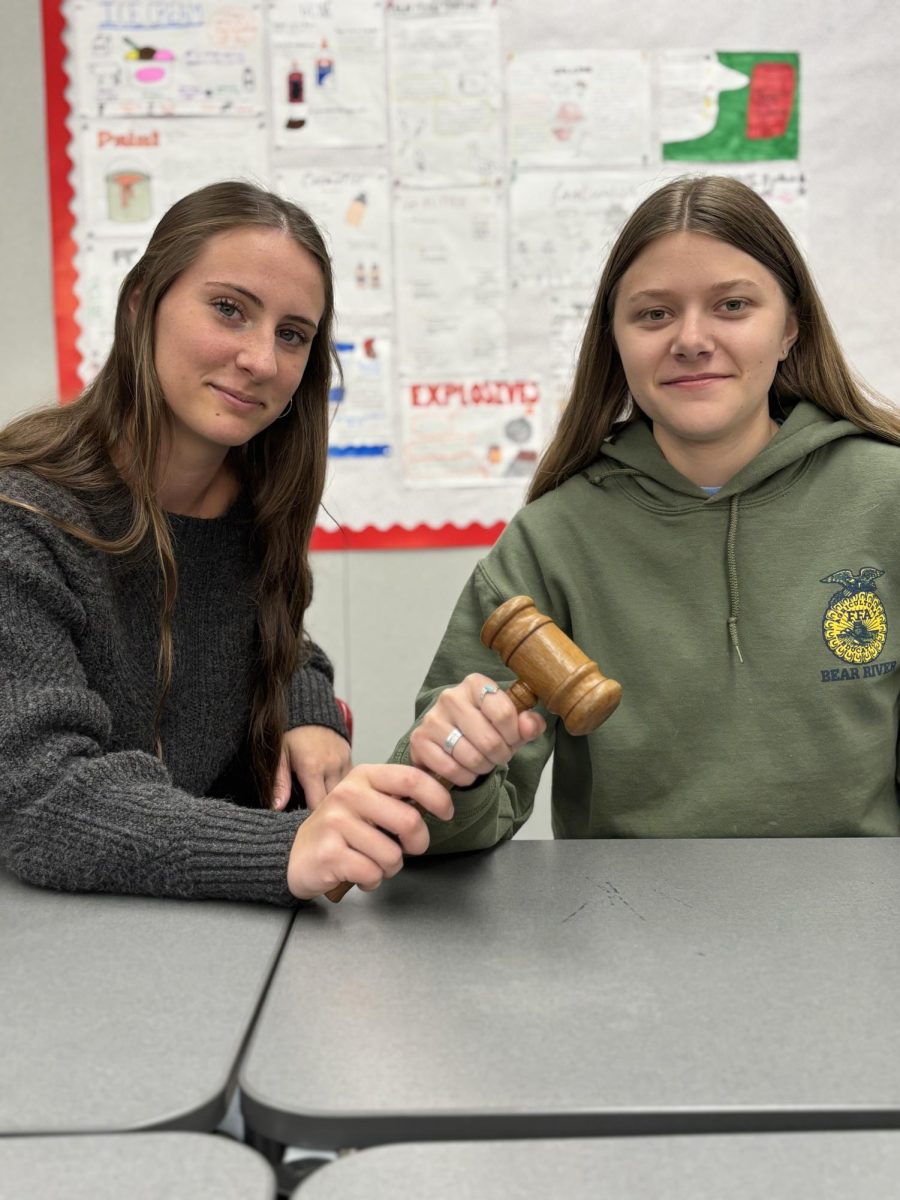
[153,807,308,905]
[286,666,348,738]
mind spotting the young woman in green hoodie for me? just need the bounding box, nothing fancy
[394,173,900,849]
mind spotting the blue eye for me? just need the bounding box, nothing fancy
[278,327,310,347]
[214,297,243,319]
[721,298,747,313]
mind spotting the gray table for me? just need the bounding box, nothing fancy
[0,1132,275,1200]
[292,1133,900,1199]
[240,839,900,1148]
[0,870,293,1134]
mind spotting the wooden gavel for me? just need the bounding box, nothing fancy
[324,595,621,902]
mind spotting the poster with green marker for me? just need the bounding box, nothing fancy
[662,51,799,162]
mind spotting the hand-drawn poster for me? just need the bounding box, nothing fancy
[507,50,653,168]
[662,51,800,161]
[76,116,268,238]
[275,166,392,323]
[388,9,503,186]
[75,234,142,381]
[329,334,393,455]
[69,0,265,118]
[402,378,542,486]
[393,187,506,378]
[510,170,647,289]
[507,282,593,386]
[269,0,387,149]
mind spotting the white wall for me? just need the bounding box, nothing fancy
[1,4,57,424]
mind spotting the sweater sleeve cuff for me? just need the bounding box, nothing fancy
[150,808,310,906]
[287,664,348,738]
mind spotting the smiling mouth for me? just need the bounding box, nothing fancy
[662,374,730,387]
[210,384,263,408]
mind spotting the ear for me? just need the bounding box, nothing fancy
[780,309,799,360]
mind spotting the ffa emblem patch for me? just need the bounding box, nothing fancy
[821,568,887,665]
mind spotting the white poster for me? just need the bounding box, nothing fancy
[275,167,392,322]
[507,283,593,382]
[402,378,542,486]
[394,187,506,377]
[270,0,387,149]
[510,170,647,289]
[76,117,268,238]
[388,10,503,186]
[70,0,264,118]
[75,235,145,384]
[508,49,653,168]
[329,334,393,452]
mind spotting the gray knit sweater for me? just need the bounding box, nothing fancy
[0,467,346,905]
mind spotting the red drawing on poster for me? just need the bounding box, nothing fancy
[746,62,795,140]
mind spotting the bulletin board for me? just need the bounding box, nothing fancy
[41,0,897,549]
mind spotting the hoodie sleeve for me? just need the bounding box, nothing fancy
[389,543,556,854]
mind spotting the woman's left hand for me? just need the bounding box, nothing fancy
[273,725,352,811]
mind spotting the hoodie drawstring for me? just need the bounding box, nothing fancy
[725,494,744,664]
[591,466,746,664]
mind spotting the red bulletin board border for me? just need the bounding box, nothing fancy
[310,520,506,551]
[42,0,81,403]
[38,1,506,552]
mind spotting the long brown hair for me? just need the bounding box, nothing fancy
[528,174,900,502]
[0,180,337,805]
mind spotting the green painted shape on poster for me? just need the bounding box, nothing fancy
[663,51,800,162]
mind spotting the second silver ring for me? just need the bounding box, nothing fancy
[443,727,464,757]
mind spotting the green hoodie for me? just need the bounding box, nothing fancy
[391,401,900,849]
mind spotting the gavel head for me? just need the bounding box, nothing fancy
[480,596,621,736]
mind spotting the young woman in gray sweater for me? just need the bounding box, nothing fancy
[0,181,449,905]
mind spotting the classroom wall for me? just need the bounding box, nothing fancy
[6,2,900,842]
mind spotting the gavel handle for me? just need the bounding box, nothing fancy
[324,678,539,903]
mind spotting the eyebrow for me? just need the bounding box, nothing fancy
[207,281,319,331]
[624,278,763,304]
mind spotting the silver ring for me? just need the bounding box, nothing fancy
[443,727,464,757]
[478,683,499,707]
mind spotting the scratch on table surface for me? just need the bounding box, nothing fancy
[563,879,648,923]
[561,900,589,924]
[598,880,646,921]
[650,884,695,910]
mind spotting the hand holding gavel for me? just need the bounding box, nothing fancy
[324,596,621,902]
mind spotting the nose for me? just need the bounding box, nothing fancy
[670,309,714,360]
[235,328,277,379]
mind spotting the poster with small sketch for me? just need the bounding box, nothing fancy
[50,0,807,544]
